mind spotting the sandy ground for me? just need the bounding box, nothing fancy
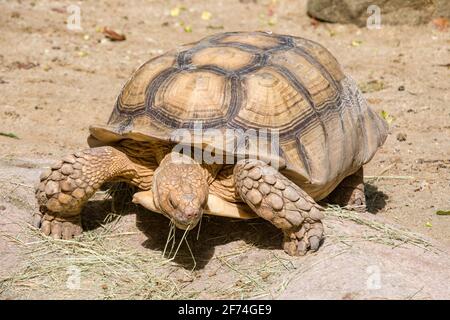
[0,0,449,299]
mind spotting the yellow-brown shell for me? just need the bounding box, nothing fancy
[90,31,388,200]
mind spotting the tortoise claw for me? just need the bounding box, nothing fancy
[283,219,324,256]
[39,214,82,240]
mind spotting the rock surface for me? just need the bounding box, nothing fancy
[307,0,450,26]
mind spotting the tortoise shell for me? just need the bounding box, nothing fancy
[90,31,388,200]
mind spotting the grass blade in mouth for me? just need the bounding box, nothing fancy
[184,237,197,271]
[171,225,190,260]
[162,222,191,263]
[196,216,203,241]
[162,220,175,258]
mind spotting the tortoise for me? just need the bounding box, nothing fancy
[35,31,388,256]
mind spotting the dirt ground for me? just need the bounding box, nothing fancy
[0,0,449,300]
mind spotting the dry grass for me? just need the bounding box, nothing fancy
[0,220,301,299]
[209,246,298,299]
[324,205,435,251]
[1,225,187,299]
[0,183,198,299]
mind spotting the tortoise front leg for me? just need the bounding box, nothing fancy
[233,160,324,256]
[35,146,151,239]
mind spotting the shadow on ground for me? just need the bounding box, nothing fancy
[365,183,389,214]
[80,184,281,270]
[136,212,281,270]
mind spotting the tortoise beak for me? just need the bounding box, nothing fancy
[172,207,203,230]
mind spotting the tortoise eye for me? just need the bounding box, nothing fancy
[168,194,177,209]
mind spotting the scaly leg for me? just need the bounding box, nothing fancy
[326,167,366,212]
[234,160,324,256]
[35,146,151,239]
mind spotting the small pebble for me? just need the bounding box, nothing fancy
[396,133,407,142]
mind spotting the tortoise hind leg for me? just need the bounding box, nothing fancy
[234,160,325,256]
[35,146,151,239]
[326,167,366,212]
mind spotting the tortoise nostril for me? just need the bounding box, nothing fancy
[184,206,197,219]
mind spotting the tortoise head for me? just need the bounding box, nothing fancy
[153,152,209,230]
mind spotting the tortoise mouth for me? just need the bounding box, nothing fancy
[171,210,203,230]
